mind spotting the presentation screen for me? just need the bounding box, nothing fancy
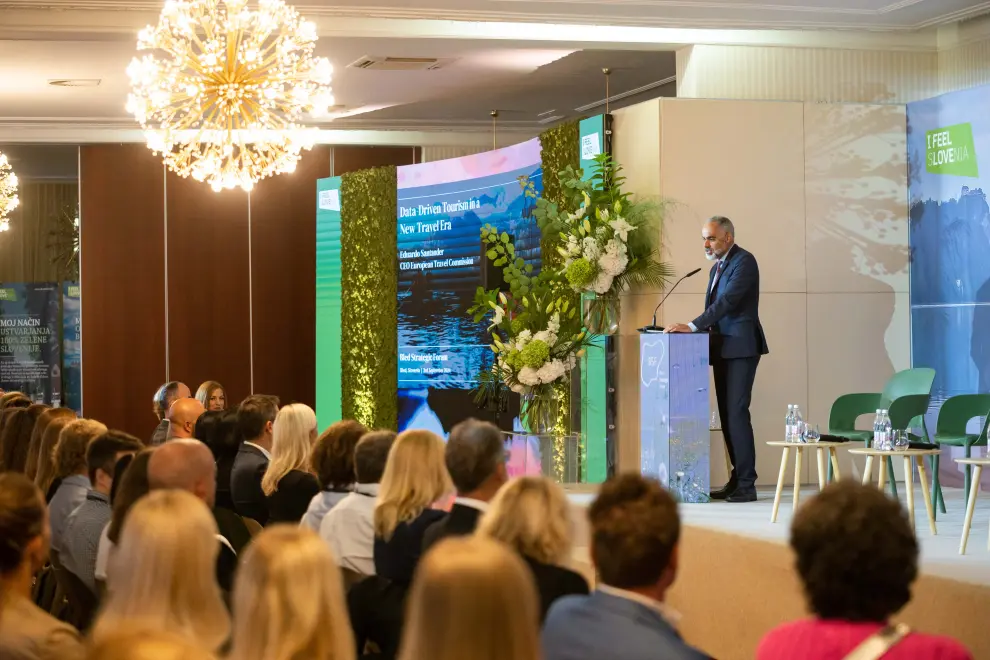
[396,140,542,436]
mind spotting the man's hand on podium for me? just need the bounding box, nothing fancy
[664,323,692,333]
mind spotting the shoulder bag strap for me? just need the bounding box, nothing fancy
[842,624,911,660]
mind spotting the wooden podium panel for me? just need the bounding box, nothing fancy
[640,333,711,502]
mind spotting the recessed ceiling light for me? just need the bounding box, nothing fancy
[48,79,102,87]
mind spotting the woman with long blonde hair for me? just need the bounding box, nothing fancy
[476,476,589,621]
[229,526,355,660]
[86,630,216,660]
[348,430,452,658]
[24,407,76,481]
[91,489,230,652]
[261,404,319,524]
[33,415,75,501]
[398,536,541,660]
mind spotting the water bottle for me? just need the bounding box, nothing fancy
[785,405,794,442]
[793,406,804,442]
[885,410,894,450]
[873,410,883,449]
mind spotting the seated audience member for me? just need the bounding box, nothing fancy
[398,537,540,660]
[61,431,142,594]
[147,439,247,592]
[0,404,46,472]
[232,394,279,525]
[86,630,217,660]
[302,419,368,531]
[262,403,320,525]
[229,526,355,660]
[542,473,709,660]
[194,409,241,511]
[25,407,76,481]
[349,429,452,658]
[0,473,85,660]
[91,490,230,652]
[34,415,77,501]
[196,380,227,412]
[166,397,206,441]
[757,481,973,660]
[96,450,154,586]
[320,430,396,578]
[423,419,507,551]
[0,390,29,411]
[48,419,108,555]
[150,381,190,446]
[477,476,588,621]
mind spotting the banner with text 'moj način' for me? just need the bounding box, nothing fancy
[0,283,62,404]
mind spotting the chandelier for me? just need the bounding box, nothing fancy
[126,0,333,192]
[0,151,18,233]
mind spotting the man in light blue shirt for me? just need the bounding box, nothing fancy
[48,419,107,555]
[543,474,710,660]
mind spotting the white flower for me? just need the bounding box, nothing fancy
[591,271,614,294]
[533,330,557,346]
[547,313,561,335]
[610,216,634,242]
[510,383,526,394]
[518,366,541,386]
[600,251,628,277]
[582,237,601,262]
[490,306,505,328]
[516,330,532,348]
[536,359,566,384]
[599,208,610,223]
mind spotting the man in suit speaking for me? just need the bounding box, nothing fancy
[666,216,768,503]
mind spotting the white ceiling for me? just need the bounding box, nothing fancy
[0,0,985,143]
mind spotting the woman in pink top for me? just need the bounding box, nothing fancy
[757,481,972,660]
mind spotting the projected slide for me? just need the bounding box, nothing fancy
[396,140,542,435]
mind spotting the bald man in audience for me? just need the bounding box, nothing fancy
[165,397,206,442]
[147,439,248,596]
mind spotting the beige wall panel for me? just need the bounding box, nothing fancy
[612,99,662,199]
[660,98,807,295]
[804,103,910,295]
[806,291,910,482]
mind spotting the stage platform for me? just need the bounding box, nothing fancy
[564,485,990,660]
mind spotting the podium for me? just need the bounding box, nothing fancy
[639,332,710,503]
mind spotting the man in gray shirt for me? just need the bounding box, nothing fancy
[48,419,107,555]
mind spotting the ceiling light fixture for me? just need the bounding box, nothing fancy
[0,152,19,233]
[126,0,333,192]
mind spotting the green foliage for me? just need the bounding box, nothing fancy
[340,165,398,430]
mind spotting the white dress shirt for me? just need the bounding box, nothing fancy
[319,483,380,576]
[242,441,271,460]
[453,497,489,512]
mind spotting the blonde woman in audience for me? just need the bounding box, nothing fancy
[25,407,76,481]
[86,631,216,660]
[349,429,453,657]
[0,473,84,660]
[33,414,76,501]
[91,489,230,652]
[398,536,540,660]
[229,526,355,660]
[477,476,589,621]
[261,403,320,524]
[195,381,227,412]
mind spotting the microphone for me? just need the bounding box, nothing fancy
[641,268,703,332]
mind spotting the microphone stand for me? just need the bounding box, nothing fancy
[639,268,702,332]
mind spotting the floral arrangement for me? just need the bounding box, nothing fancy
[469,155,670,431]
[524,154,671,331]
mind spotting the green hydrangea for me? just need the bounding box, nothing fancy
[504,349,522,369]
[565,258,596,288]
[519,340,550,368]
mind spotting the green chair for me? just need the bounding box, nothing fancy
[930,394,990,511]
[828,368,935,499]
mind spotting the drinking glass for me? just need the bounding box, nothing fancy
[710,411,720,430]
[804,424,821,443]
[893,430,910,451]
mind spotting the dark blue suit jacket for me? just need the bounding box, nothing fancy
[542,591,710,660]
[691,245,769,360]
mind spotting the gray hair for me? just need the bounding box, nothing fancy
[709,215,735,238]
[445,419,504,494]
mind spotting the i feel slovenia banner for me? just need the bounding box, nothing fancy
[395,140,542,437]
[908,84,990,427]
[0,283,62,404]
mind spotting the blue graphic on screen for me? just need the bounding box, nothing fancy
[908,85,990,416]
[396,149,542,436]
